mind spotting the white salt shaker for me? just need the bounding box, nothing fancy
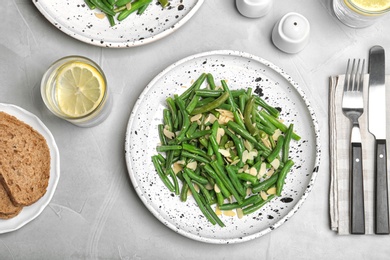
[272,12,310,54]
[236,0,272,18]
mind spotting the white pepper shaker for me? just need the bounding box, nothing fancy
[236,0,272,18]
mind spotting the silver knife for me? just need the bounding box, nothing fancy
[368,45,389,234]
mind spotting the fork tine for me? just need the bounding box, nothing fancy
[350,59,357,91]
[344,59,351,92]
[357,59,365,92]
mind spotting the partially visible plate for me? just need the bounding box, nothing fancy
[125,50,321,244]
[0,103,60,234]
[33,0,204,48]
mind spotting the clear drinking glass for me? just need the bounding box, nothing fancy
[333,0,390,28]
[41,56,112,127]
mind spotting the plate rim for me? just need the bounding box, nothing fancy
[124,50,321,244]
[0,103,60,234]
[33,0,205,48]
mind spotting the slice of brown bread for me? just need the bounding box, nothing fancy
[0,182,23,219]
[0,111,51,207]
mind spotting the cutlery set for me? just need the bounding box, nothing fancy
[343,45,389,234]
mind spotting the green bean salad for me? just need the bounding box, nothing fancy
[84,0,169,26]
[152,73,300,227]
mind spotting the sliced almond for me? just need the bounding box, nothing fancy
[267,186,277,195]
[223,210,236,217]
[190,114,202,123]
[163,128,175,139]
[260,190,269,200]
[95,13,106,19]
[216,127,225,144]
[186,161,197,171]
[270,158,280,170]
[218,148,230,158]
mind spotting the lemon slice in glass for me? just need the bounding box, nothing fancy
[55,61,106,118]
[346,0,390,14]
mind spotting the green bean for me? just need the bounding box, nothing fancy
[186,94,200,114]
[221,80,236,112]
[180,182,189,202]
[266,135,284,164]
[259,110,301,141]
[282,124,294,163]
[227,121,271,156]
[151,155,175,192]
[223,127,245,167]
[220,194,262,210]
[182,143,207,158]
[184,168,209,185]
[226,166,246,197]
[204,164,231,198]
[181,150,210,164]
[253,96,280,118]
[167,168,180,195]
[84,0,96,10]
[190,92,229,115]
[206,73,216,90]
[182,171,217,225]
[156,145,182,153]
[195,89,223,97]
[185,122,198,138]
[243,195,275,215]
[252,173,279,193]
[158,124,167,145]
[163,109,173,131]
[179,73,207,101]
[137,2,150,14]
[116,0,132,6]
[198,193,225,227]
[117,0,152,21]
[276,159,294,196]
[208,135,224,166]
[158,0,170,8]
[210,161,243,205]
[237,173,259,185]
[90,0,116,16]
[192,180,213,204]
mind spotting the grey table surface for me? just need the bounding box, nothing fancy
[1,0,390,259]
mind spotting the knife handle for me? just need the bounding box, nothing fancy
[375,139,390,234]
[350,142,365,234]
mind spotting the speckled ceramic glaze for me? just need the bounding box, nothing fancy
[0,103,60,234]
[124,50,321,244]
[33,0,204,48]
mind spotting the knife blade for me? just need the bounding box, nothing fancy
[368,45,389,234]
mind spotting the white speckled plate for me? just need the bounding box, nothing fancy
[0,103,60,234]
[33,0,204,48]
[124,50,321,244]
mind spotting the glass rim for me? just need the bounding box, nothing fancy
[40,55,108,121]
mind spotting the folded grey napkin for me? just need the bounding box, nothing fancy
[329,74,390,235]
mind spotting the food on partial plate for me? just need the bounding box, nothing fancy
[85,0,169,27]
[151,73,300,227]
[0,111,51,219]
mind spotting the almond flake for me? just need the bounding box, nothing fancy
[95,13,106,19]
[163,128,175,139]
[270,158,280,170]
[260,191,269,200]
[190,114,202,122]
[223,210,236,217]
[186,161,197,171]
[267,186,277,195]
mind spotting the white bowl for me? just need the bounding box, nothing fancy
[272,12,310,54]
[236,0,272,18]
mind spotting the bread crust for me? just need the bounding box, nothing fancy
[0,111,51,207]
[0,182,22,218]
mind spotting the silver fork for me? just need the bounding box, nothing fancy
[342,59,366,234]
